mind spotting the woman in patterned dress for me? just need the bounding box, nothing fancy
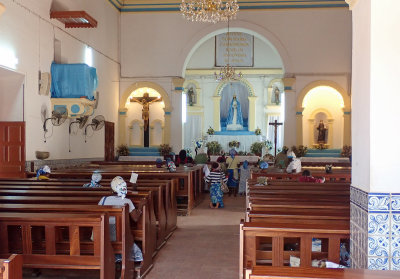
[205,162,228,209]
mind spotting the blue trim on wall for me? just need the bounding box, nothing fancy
[111,0,348,12]
[165,111,171,115]
[296,111,302,115]
[344,111,351,115]
[119,111,127,115]
[284,86,292,90]
[175,87,184,91]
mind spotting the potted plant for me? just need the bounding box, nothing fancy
[207,126,215,135]
[205,141,222,155]
[159,144,172,159]
[250,142,265,157]
[341,145,352,158]
[116,144,129,157]
[255,127,262,135]
[228,140,240,148]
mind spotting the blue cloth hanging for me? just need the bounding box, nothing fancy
[50,62,98,100]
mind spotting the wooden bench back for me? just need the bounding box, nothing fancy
[0,254,22,279]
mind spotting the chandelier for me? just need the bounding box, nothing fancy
[214,20,242,82]
[180,0,239,24]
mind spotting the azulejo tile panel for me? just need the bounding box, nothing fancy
[368,257,389,270]
[368,194,390,212]
[368,236,390,257]
[392,237,400,258]
[368,213,390,235]
[392,258,400,270]
[392,214,400,236]
[392,195,400,211]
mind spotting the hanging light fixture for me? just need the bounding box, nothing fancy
[214,19,243,82]
[180,0,239,24]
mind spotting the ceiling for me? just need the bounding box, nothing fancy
[108,0,348,12]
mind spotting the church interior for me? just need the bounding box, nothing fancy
[0,0,399,278]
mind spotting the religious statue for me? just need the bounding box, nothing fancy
[130,92,162,131]
[187,87,195,106]
[226,95,243,131]
[317,120,327,143]
[274,87,280,105]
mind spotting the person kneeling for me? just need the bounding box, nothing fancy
[298,170,325,183]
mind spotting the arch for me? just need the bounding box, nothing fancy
[297,80,351,111]
[128,119,143,147]
[150,119,164,146]
[309,108,333,119]
[214,78,255,97]
[120,81,172,112]
[178,20,292,77]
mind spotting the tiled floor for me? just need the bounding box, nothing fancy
[146,194,246,279]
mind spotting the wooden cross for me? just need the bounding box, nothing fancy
[269,119,283,157]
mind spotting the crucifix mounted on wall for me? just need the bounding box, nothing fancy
[130,92,162,147]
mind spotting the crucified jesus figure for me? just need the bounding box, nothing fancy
[130,93,162,131]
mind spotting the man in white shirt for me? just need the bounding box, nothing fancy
[286,151,302,173]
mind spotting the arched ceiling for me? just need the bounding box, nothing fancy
[108,0,348,12]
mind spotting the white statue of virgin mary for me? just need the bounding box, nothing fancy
[226,95,243,130]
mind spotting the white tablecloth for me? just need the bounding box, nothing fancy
[206,134,264,153]
[210,155,260,163]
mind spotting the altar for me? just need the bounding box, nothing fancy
[206,133,265,153]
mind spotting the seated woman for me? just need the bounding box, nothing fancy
[98,176,146,263]
[286,151,302,174]
[83,171,102,188]
[298,170,325,183]
[36,165,51,180]
[205,162,228,209]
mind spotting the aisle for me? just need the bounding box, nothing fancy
[146,194,246,279]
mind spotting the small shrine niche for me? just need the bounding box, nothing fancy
[186,86,197,106]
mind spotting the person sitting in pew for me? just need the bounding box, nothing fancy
[274,146,289,169]
[205,162,228,209]
[298,170,325,183]
[286,151,302,173]
[36,165,51,180]
[83,171,102,188]
[98,176,146,263]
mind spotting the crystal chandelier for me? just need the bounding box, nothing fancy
[180,0,239,24]
[214,20,242,82]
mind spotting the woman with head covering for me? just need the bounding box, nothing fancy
[83,171,102,188]
[36,165,51,180]
[238,160,251,195]
[204,162,228,208]
[225,148,240,196]
[176,149,187,166]
[98,176,145,263]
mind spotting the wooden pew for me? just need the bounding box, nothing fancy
[0,204,134,279]
[0,212,114,279]
[0,254,22,279]
[245,264,400,279]
[251,171,351,183]
[0,194,153,278]
[239,220,350,277]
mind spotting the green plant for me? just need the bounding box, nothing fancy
[228,140,240,148]
[255,127,261,135]
[291,145,308,157]
[116,144,129,156]
[159,144,172,156]
[207,126,215,135]
[206,141,222,155]
[250,142,265,156]
[264,140,273,151]
[194,153,208,164]
[341,145,352,158]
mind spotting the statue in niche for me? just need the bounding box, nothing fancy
[274,87,280,105]
[317,120,327,143]
[187,87,195,106]
[226,95,243,131]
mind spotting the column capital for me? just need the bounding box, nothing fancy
[345,0,359,10]
[282,77,296,91]
[119,108,128,116]
[172,77,185,94]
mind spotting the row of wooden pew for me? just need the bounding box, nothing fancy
[0,255,22,279]
[0,174,179,278]
[240,178,399,278]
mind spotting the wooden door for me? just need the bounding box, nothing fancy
[104,121,114,161]
[0,122,25,178]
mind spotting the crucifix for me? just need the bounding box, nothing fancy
[130,92,162,147]
[269,119,283,157]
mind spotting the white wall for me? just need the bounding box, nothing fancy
[351,0,371,192]
[0,67,24,121]
[0,0,120,160]
[121,9,351,77]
